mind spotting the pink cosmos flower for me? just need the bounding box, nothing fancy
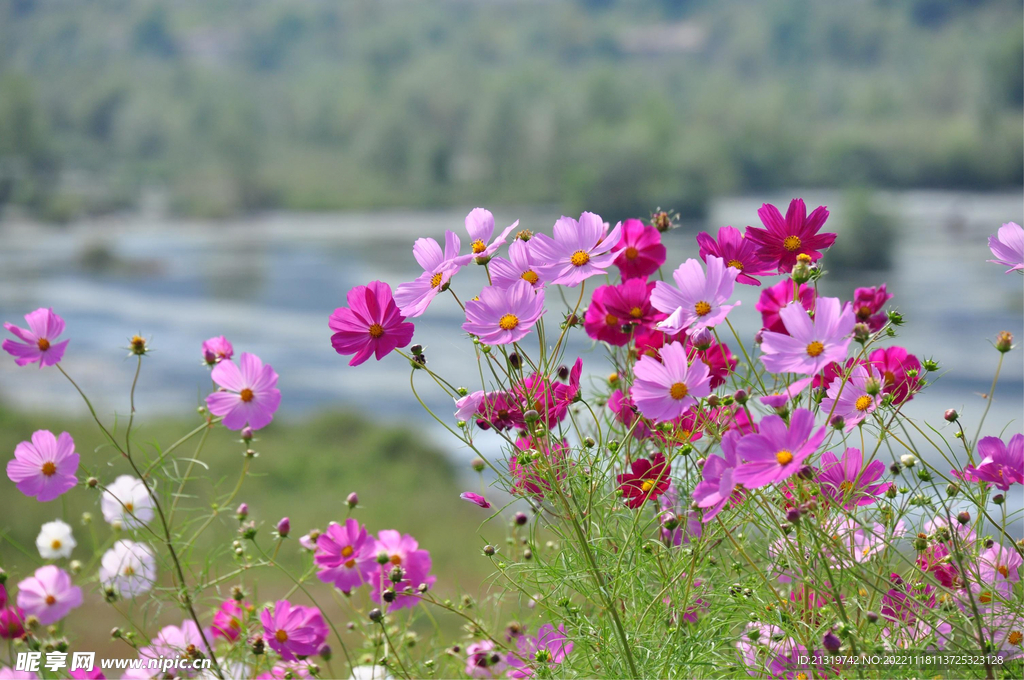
[631,342,712,422]
[733,409,826,489]
[816,447,890,508]
[395,231,469,317]
[686,337,736,390]
[68,669,105,680]
[658,485,703,545]
[612,218,666,280]
[758,376,813,410]
[617,453,671,509]
[981,607,1024,659]
[987,222,1024,272]
[261,600,327,661]
[651,256,741,334]
[601,278,661,329]
[506,624,573,678]
[490,239,545,290]
[820,365,881,431]
[463,280,545,346]
[329,281,415,366]
[696,226,775,286]
[460,492,491,509]
[868,346,921,404]
[746,199,836,272]
[607,389,653,440]
[2,308,69,368]
[852,284,892,332]
[371,530,436,611]
[509,437,568,499]
[957,434,1023,491]
[465,639,506,678]
[16,565,82,625]
[454,390,485,423]
[464,208,519,261]
[202,336,233,366]
[980,542,1022,590]
[0,605,25,640]
[7,430,79,502]
[836,518,905,563]
[760,297,854,376]
[583,285,633,346]
[0,669,37,679]
[475,391,521,431]
[756,280,815,334]
[315,519,377,593]
[140,620,209,676]
[531,212,621,287]
[206,352,281,430]
[692,429,742,522]
[211,599,248,642]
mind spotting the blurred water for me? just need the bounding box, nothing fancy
[0,192,1021,483]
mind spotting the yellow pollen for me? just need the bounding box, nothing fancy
[498,314,520,331]
[570,250,590,267]
[471,239,487,254]
[605,313,618,327]
[796,253,812,264]
[857,305,872,319]
[275,629,289,643]
[776,450,794,465]
[855,395,873,411]
[675,429,693,442]
[862,547,871,556]
[694,301,712,316]
[341,546,354,558]
[368,323,385,339]
[839,481,854,493]
[344,559,356,568]
[240,388,254,403]
[37,337,50,351]
[123,565,135,576]
[430,272,443,288]
[641,480,654,493]
[783,235,802,252]
[980,591,992,603]
[390,554,402,565]
[629,307,643,319]
[727,259,744,270]
[41,461,57,477]
[45,595,56,605]
[624,246,639,260]
[805,341,825,357]
[51,540,62,550]
[521,270,538,284]
[1009,630,1023,645]
[669,382,689,400]
[796,673,808,680]
[125,502,134,512]
[998,565,1009,578]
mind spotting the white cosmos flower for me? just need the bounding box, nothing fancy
[100,540,157,598]
[35,520,76,559]
[101,475,155,528]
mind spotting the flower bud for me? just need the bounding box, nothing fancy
[111,627,122,639]
[608,372,619,385]
[957,511,971,525]
[785,508,801,524]
[914,534,929,551]
[241,521,257,540]
[514,512,528,526]
[917,468,932,482]
[368,608,383,623]
[471,458,486,472]
[584,436,595,448]
[853,323,871,343]
[607,440,620,453]
[241,427,254,443]
[887,310,904,326]
[690,328,713,351]
[823,631,842,652]
[791,260,812,284]
[797,465,815,480]
[69,560,82,575]
[231,585,245,601]
[944,409,958,422]
[523,409,540,423]
[900,454,917,468]
[382,588,396,603]
[87,477,99,489]
[733,389,748,405]
[389,566,405,584]
[129,335,148,356]
[275,517,290,538]
[81,512,92,525]
[865,611,878,623]
[706,395,720,408]
[410,344,423,356]
[346,492,359,508]
[946,483,959,497]
[236,503,249,520]
[993,494,1005,505]
[483,545,496,557]
[557,364,570,380]
[885,486,898,499]
[995,331,1014,353]
[754,329,764,345]
[864,377,882,396]
[830,415,846,431]
[508,352,522,370]
[922,357,939,371]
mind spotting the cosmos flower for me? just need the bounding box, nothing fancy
[745,199,836,272]
[651,256,741,334]
[692,429,742,522]
[617,453,671,509]
[820,365,882,431]
[816,447,890,508]
[201,336,233,366]
[506,624,574,678]
[462,280,545,346]
[696,226,775,286]
[2,308,69,368]
[464,208,519,261]
[607,389,654,440]
[0,607,25,640]
[612,218,666,280]
[987,222,1024,272]
[315,519,378,593]
[465,639,507,678]
[16,565,82,625]
[35,520,76,560]
[755,280,815,334]
[99,540,157,598]
[868,346,922,404]
[758,376,813,410]
[531,212,621,287]
[211,599,249,642]
[733,409,826,489]
[100,475,155,529]
[329,281,415,366]
[631,342,712,422]
[852,285,892,332]
[460,492,491,509]
[979,543,1022,590]
[760,297,854,375]
[6,430,79,503]
[601,278,661,329]
[395,231,469,317]
[509,437,569,500]
[260,601,327,662]
[206,352,282,431]
[490,239,545,290]
[370,530,436,610]
[956,434,1023,491]
[584,285,634,346]
[139,620,210,676]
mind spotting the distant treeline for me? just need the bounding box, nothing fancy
[0,0,1020,222]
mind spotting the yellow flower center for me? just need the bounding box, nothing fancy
[37,337,50,351]
[521,270,538,284]
[125,502,134,512]
[857,305,873,319]
[275,629,289,643]
[123,565,135,576]
[240,388,255,403]
[727,259,744,270]
[41,461,57,477]
[341,546,354,558]
[805,341,824,357]
[783,235,802,252]
[998,565,1009,578]
[624,246,639,260]
[641,480,654,493]
[883,370,896,386]
[51,539,62,550]
[471,239,487,254]
[855,395,872,411]
[430,272,444,288]
[776,450,794,465]
[390,554,402,565]
[605,313,618,327]
[669,382,689,400]
[694,301,712,316]
[839,481,854,493]
[368,323,385,339]
[570,250,590,267]
[1009,630,1023,645]
[629,307,643,319]
[796,673,808,680]
[45,595,56,605]
[498,314,520,331]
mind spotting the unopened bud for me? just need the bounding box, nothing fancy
[853,323,871,343]
[957,511,971,525]
[508,352,522,370]
[236,503,249,520]
[995,331,1014,353]
[707,395,720,408]
[690,328,713,351]
[557,364,570,380]
[791,260,812,284]
[523,409,539,423]
[368,608,383,623]
[865,611,878,623]
[944,409,958,422]
[733,389,748,405]
[823,631,841,652]
[483,545,496,556]
[410,344,423,356]
[346,492,359,508]
[946,483,959,497]
[830,415,846,431]
[87,477,99,489]
[786,508,801,524]
[241,427,254,442]
[275,517,290,538]
[514,512,528,526]
[900,454,917,468]
[864,377,882,396]
[993,494,1005,505]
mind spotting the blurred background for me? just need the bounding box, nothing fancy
[0,0,1022,661]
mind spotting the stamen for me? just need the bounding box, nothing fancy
[430,272,444,288]
[368,323,385,339]
[669,382,689,400]
[521,270,538,284]
[805,341,824,357]
[775,450,794,465]
[854,395,872,411]
[41,461,57,477]
[37,338,50,351]
[570,250,590,267]
[240,388,255,403]
[471,239,487,254]
[624,246,639,260]
[498,314,520,331]
[694,301,712,316]
[783,235,802,252]
[727,259,744,270]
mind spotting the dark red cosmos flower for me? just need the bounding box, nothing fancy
[746,199,836,273]
[617,453,671,509]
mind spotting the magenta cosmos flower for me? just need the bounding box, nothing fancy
[696,226,775,286]
[201,336,233,366]
[3,308,69,368]
[507,624,573,678]
[531,212,621,287]
[868,346,921,404]
[583,284,633,346]
[465,639,506,678]
[464,207,519,261]
[395,230,468,317]
[756,279,815,334]
[988,222,1024,273]
[261,600,327,661]
[314,519,377,592]
[617,453,671,509]
[852,284,892,332]
[821,364,882,431]
[206,352,281,430]
[211,599,249,642]
[612,218,666,280]
[651,256,741,334]
[692,429,741,522]
[760,297,854,375]
[460,492,491,509]
[958,434,1023,491]
[330,281,414,366]
[490,239,545,290]
[631,341,712,422]
[371,530,435,610]
[816,447,890,508]
[601,278,661,328]
[462,280,545,345]
[746,198,836,272]
[733,409,826,489]
[7,430,78,502]
[16,565,82,625]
